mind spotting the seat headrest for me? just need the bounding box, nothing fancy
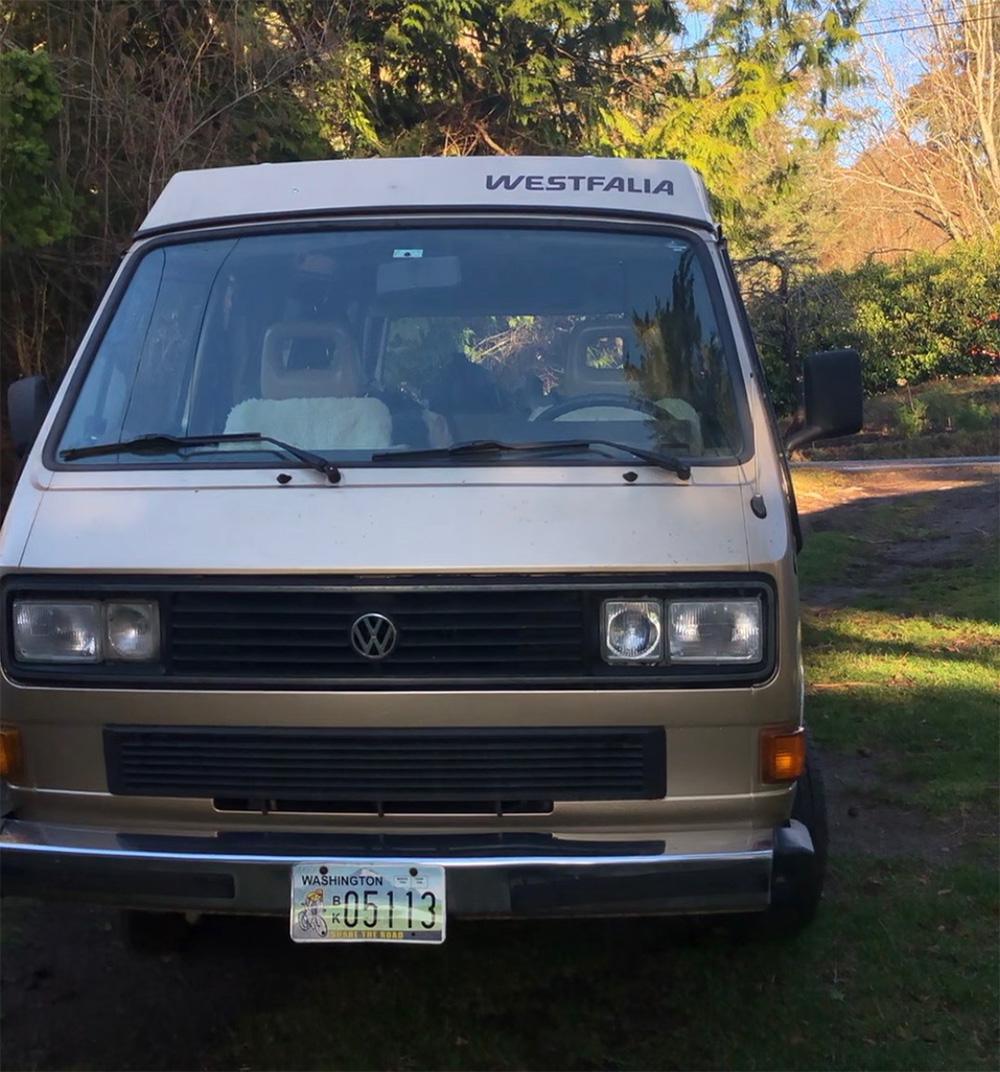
[261,321,362,400]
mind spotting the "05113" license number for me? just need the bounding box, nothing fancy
[290,862,446,944]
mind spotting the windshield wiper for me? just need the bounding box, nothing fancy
[370,439,691,480]
[60,432,342,484]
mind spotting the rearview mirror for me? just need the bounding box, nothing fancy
[7,375,51,457]
[786,349,863,452]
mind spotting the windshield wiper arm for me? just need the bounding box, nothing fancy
[60,432,342,484]
[370,439,691,480]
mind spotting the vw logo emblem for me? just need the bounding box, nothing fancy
[350,613,398,659]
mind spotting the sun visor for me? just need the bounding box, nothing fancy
[372,257,626,316]
[376,255,462,294]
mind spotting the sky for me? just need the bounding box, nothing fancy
[680,0,944,164]
[839,0,929,161]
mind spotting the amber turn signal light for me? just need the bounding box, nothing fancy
[760,726,806,783]
[0,727,23,782]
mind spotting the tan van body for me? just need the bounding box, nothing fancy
[1,159,856,939]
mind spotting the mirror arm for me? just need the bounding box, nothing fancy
[785,425,821,453]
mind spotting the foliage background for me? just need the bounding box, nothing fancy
[741,238,1000,411]
[0,0,997,457]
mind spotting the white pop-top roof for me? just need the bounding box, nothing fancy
[138,156,715,235]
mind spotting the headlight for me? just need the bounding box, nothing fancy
[602,600,663,664]
[12,599,161,663]
[668,598,762,662]
[13,601,101,662]
[106,602,160,660]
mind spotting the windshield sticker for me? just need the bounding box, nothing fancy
[393,248,423,258]
[485,174,674,195]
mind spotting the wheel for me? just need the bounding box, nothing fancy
[767,737,829,932]
[121,909,194,954]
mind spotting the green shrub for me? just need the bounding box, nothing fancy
[0,49,75,250]
[921,386,962,430]
[745,237,1000,414]
[953,400,993,433]
[895,398,929,438]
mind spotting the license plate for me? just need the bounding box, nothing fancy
[290,862,446,944]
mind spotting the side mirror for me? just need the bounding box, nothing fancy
[786,349,863,452]
[7,375,51,457]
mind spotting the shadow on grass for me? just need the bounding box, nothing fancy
[145,856,1000,1071]
[809,682,998,806]
[6,863,981,1072]
[796,473,998,621]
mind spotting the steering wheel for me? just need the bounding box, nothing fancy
[531,393,663,421]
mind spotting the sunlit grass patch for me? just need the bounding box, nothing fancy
[806,604,999,655]
[790,468,854,500]
[803,561,999,813]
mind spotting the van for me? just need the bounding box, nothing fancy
[0,157,862,946]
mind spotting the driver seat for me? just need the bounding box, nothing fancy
[224,321,393,450]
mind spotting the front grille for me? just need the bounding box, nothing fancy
[104,726,667,804]
[2,573,776,689]
[168,587,587,680]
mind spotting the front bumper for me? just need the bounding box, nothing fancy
[0,820,813,918]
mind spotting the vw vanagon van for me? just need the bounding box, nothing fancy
[0,157,862,946]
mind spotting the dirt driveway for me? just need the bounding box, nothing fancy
[2,464,997,1072]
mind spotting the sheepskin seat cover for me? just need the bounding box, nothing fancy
[225,396,393,451]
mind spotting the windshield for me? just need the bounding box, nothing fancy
[56,226,748,467]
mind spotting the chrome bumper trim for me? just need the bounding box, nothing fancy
[1,841,771,869]
[1,819,778,918]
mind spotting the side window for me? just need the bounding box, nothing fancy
[58,241,236,451]
[120,242,236,439]
[58,251,164,448]
[584,334,627,370]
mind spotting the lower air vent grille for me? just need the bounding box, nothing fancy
[104,726,666,803]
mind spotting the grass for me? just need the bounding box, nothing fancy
[201,474,1000,1072]
[805,597,999,812]
[797,530,860,587]
[798,479,999,813]
[793,466,989,591]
